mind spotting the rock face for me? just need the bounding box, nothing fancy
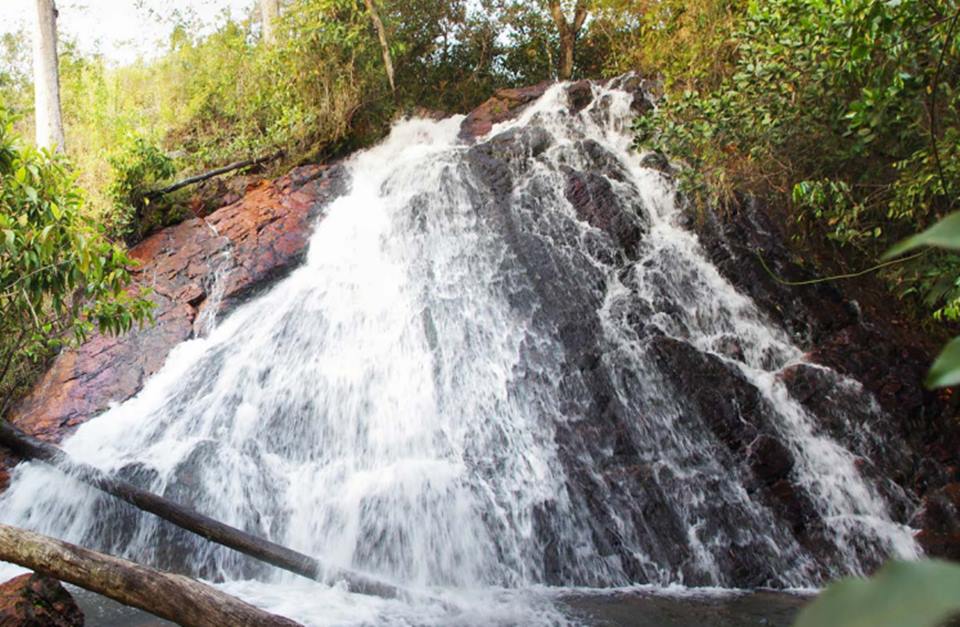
[7,164,346,443]
[0,574,84,627]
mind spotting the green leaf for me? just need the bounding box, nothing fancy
[884,213,960,259]
[926,337,960,389]
[793,560,960,627]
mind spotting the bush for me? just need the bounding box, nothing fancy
[635,0,960,321]
[0,109,153,415]
[105,135,177,243]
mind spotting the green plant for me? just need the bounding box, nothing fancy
[0,109,154,416]
[634,0,960,322]
[105,135,177,243]
[793,560,960,627]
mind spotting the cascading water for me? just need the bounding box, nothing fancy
[0,80,919,625]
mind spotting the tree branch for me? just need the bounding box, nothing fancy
[0,523,302,627]
[145,151,283,200]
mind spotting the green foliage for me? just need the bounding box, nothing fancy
[885,213,960,260]
[0,109,153,415]
[588,0,745,85]
[635,0,960,322]
[0,30,31,122]
[886,211,960,387]
[105,136,177,243]
[793,560,960,627]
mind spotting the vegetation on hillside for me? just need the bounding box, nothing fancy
[633,0,960,325]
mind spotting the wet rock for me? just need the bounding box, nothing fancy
[0,574,84,627]
[690,195,855,347]
[639,151,674,176]
[607,73,657,115]
[6,164,346,449]
[459,81,553,141]
[916,483,960,560]
[566,80,594,113]
[563,168,643,255]
[748,435,795,487]
[692,189,960,573]
[0,451,10,492]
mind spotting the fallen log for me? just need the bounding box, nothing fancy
[145,151,283,199]
[0,420,403,600]
[0,523,302,627]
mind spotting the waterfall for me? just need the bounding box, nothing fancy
[0,81,918,625]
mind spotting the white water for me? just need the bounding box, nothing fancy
[0,82,917,625]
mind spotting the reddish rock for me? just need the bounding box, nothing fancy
[459,81,553,140]
[0,574,83,627]
[5,164,345,450]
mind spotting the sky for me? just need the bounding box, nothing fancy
[1,0,256,65]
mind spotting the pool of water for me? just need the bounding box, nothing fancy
[69,585,810,626]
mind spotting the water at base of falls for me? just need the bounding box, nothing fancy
[0,80,918,625]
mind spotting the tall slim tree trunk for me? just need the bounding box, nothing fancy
[260,0,281,45]
[547,0,588,81]
[33,0,65,152]
[363,0,396,94]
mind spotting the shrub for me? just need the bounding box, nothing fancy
[0,109,154,415]
[105,135,177,243]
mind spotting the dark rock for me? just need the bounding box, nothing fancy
[693,191,960,562]
[748,435,795,487]
[567,80,594,113]
[0,574,84,627]
[0,451,10,492]
[563,167,643,255]
[639,151,674,176]
[606,73,657,114]
[916,483,960,560]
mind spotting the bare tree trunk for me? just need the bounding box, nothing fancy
[32,0,65,152]
[547,0,589,81]
[260,0,281,44]
[363,0,396,94]
[0,524,302,627]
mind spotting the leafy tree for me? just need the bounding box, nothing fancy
[635,0,960,322]
[0,109,153,416]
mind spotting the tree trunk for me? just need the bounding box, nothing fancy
[260,0,281,44]
[363,0,396,94]
[547,0,588,81]
[0,524,302,627]
[0,420,404,600]
[32,0,65,152]
[559,31,575,81]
